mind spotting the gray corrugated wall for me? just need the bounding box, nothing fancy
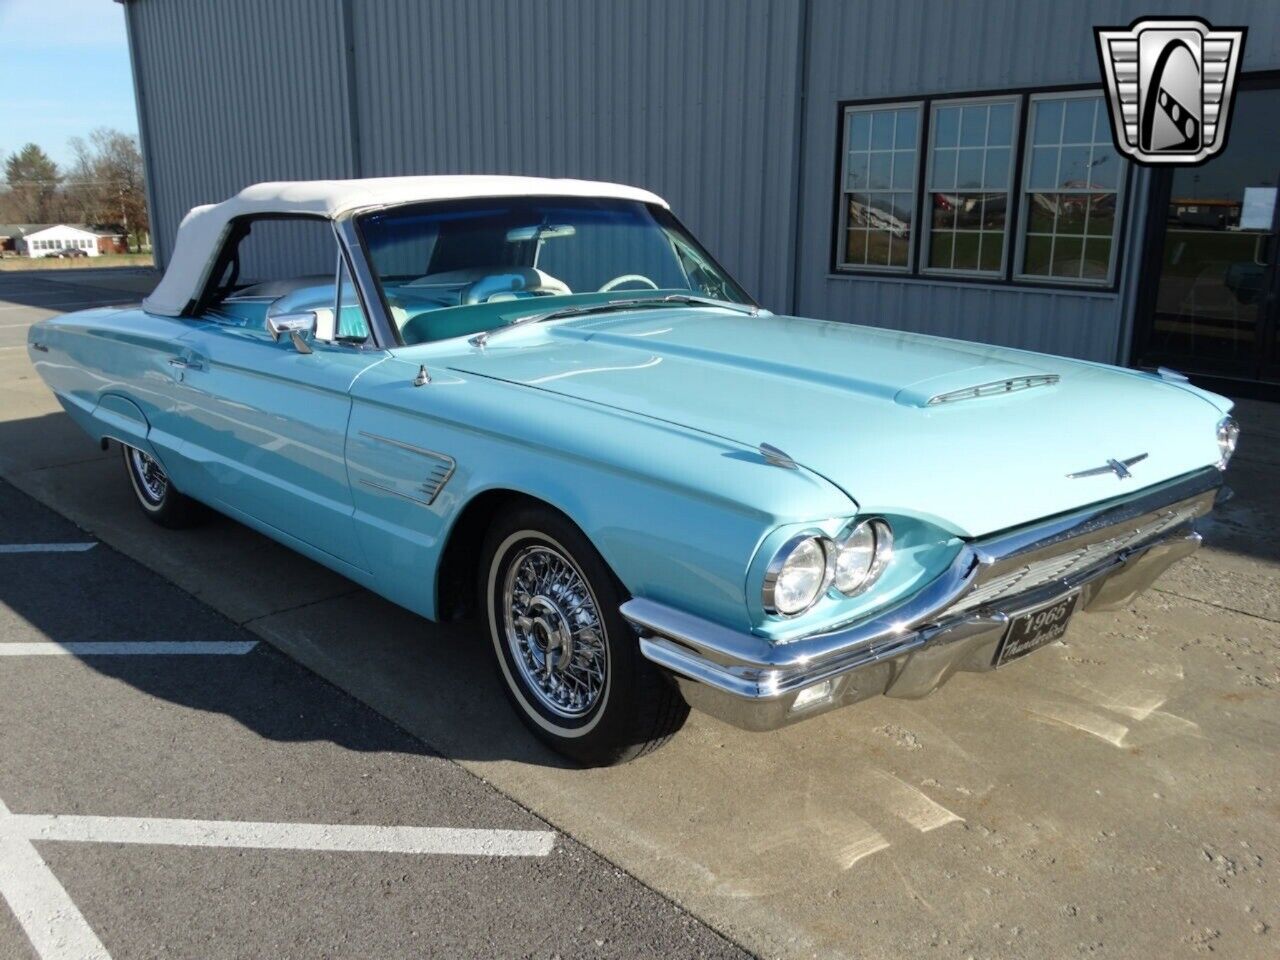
[792,0,1280,363]
[347,0,803,309]
[126,0,804,310]
[126,0,1280,360]
[124,0,356,267]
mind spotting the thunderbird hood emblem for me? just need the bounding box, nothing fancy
[1067,453,1149,479]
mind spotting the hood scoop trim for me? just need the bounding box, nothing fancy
[926,374,1060,406]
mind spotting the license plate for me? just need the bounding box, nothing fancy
[994,593,1079,667]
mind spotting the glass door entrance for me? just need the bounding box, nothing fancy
[1134,82,1280,388]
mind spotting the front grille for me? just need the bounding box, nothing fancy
[950,502,1200,614]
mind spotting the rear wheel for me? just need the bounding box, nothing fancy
[481,504,688,765]
[121,444,206,528]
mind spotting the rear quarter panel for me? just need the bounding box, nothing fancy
[28,307,191,465]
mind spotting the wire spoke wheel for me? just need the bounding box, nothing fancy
[120,443,204,529]
[128,447,169,506]
[484,507,689,764]
[502,544,608,719]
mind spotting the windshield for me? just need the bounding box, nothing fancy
[355,196,753,345]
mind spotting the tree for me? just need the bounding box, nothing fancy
[3,144,60,223]
[61,129,150,252]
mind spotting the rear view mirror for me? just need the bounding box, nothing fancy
[266,311,316,354]
[505,223,577,242]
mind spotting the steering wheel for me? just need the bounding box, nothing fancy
[598,274,659,292]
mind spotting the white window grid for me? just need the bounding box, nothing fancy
[837,102,922,273]
[1015,91,1126,285]
[922,96,1020,277]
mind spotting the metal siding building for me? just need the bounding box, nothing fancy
[122,0,1280,386]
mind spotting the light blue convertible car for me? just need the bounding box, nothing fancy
[29,176,1237,764]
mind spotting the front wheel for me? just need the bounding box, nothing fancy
[121,444,206,528]
[481,505,688,765]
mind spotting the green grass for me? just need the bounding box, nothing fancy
[0,252,154,272]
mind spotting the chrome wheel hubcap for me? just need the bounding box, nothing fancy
[129,448,168,505]
[502,544,607,719]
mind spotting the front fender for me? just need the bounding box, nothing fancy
[346,358,854,628]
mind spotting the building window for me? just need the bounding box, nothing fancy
[1016,93,1123,284]
[837,103,921,271]
[833,87,1128,288]
[923,97,1018,276]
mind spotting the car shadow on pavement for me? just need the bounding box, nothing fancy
[0,446,577,770]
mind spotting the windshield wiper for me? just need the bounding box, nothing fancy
[468,294,763,347]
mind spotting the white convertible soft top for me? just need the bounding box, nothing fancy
[142,175,669,317]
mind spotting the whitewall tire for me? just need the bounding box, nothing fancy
[121,444,206,528]
[480,504,688,765]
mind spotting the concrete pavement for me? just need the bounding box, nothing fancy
[0,475,748,959]
[1,267,1277,959]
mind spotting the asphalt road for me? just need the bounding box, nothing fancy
[0,482,749,959]
[1,268,1277,960]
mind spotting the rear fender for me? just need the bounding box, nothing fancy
[91,393,162,461]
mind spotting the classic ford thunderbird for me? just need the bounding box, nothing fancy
[29,176,1237,763]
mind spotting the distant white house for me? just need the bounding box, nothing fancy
[15,224,122,257]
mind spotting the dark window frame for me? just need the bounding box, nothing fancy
[829,82,1134,294]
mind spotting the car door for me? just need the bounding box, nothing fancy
[174,246,387,574]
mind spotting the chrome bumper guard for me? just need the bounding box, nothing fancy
[623,468,1226,731]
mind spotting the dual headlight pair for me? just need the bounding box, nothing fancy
[762,518,893,617]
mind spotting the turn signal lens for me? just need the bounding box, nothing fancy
[1216,416,1240,470]
[833,519,893,596]
[764,535,831,616]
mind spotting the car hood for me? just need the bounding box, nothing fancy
[441,308,1226,537]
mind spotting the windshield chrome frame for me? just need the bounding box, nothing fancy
[334,213,399,350]
[346,197,759,349]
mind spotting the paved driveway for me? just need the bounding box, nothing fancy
[1,268,1277,959]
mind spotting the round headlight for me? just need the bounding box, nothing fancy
[833,519,893,595]
[1216,416,1240,470]
[763,535,831,616]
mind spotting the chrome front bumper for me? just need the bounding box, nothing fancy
[623,468,1226,731]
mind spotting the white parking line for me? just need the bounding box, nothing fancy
[0,543,97,554]
[0,798,111,960]
[0,794,554,960]
[0,641,260,656]
[3,813,557,857]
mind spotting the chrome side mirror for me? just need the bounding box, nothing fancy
[266,311,316,354]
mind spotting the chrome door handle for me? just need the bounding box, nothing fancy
[168,357,203,371]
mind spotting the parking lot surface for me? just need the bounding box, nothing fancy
[0,272,748,960]
[1,269,1277,959]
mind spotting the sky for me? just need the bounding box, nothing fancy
[0,0,139,170]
